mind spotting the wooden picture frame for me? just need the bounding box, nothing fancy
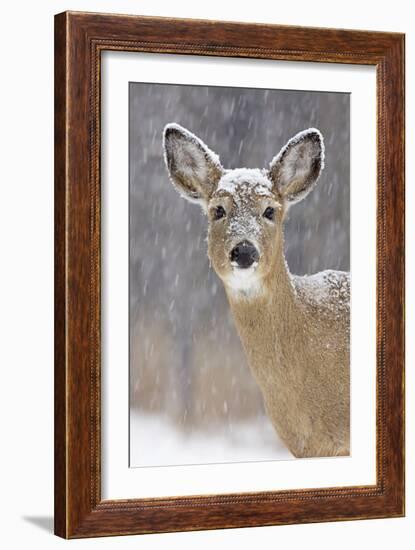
[54,11,405,538]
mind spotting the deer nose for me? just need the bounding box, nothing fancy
[230,240,259,269]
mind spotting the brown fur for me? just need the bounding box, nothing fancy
[163,124,350,458]
[225,245,350,458]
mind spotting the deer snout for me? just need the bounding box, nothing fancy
[230,240,259,269]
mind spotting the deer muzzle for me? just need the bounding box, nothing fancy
[230,240,260,269]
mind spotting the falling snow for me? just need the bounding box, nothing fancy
[129,82,350,467]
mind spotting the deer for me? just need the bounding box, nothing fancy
[163,123,350,458]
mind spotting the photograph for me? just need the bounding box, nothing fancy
[129,82,350,467]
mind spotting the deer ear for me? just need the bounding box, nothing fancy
[268,129,324,204]
[163,123,223,206]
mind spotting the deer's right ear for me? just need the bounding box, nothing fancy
[163,123,223,207]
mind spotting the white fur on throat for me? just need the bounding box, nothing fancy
[224,265,263,298]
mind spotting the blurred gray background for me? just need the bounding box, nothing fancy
[129,82,350,467]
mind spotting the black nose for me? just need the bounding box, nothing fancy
[230,240,259,269]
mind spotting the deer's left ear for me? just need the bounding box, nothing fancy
[268,129,325,204]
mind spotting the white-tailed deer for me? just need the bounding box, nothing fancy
[163,123,350,458]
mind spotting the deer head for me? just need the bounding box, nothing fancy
[163,123,324,296]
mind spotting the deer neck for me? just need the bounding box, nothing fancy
[223,243,314,456]
[224,244,301,381]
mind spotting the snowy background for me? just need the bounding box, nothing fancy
[129,83,350,467]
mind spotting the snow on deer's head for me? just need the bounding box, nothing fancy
[163,123,324,296]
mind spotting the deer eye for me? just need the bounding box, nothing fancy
[213,205,226,220]
[263,206,275,221]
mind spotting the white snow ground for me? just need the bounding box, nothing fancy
[130,410,294,467]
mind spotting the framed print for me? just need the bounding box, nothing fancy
[54,11,405,538]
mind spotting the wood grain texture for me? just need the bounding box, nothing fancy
[54,11,405,539]
[54,11,67,538]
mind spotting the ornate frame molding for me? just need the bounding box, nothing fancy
[55,11,405,538]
